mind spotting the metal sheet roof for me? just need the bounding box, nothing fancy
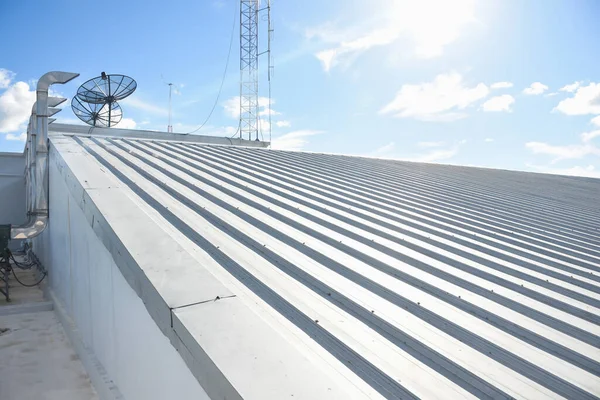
[50,133,600,399]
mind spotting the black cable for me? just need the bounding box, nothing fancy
[13,254,33,264]
[10,253,35,269]
[9,250,35,268]
[12,260,35,269]
[11,267,47,287]
[6,249,46,286]
[229,124,241,139]
[184,0,238,135]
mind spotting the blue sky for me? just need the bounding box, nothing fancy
[1,0,600,178]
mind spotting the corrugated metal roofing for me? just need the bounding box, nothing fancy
[57,134,600,399]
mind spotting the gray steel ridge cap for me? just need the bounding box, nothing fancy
[49,123,270,148]
[48,136,351,400]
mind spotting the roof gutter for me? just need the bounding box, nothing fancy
[11,71,79,240]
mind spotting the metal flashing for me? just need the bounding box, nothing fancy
[49,123,270,148]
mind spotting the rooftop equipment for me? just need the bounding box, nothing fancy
[11,71,79,241]
[72,73,137,127]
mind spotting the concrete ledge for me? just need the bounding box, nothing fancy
[47,288,124,400]
[0,301,53,316]
[48,136,236,399]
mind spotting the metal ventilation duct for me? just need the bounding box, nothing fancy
[11,71,79,240]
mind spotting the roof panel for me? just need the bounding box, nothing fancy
[51,134,600,400]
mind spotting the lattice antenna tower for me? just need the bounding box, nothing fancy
[264,0,273,145]
[239,0,272,141]
[239,0,259,141]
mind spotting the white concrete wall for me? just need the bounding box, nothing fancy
[34,149,210,400]
[0,152,26,249]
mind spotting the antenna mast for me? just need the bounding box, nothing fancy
[167,82,173,133]
[266,0,272,145]
[239,0,259,141]
[239,0,273,142]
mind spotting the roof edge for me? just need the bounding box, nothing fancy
[49,123,270,148]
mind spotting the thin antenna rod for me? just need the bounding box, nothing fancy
[107,74,112,126]
[168,83,173,133]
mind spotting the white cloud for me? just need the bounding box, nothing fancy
[258,118,271,132]
[412,146,460,162]
[368,141,396,157]
[258,107,281,117]
[0,81,35,133]
[554,82,600,115]
[222,96,274,119]
[271,130,323,151]
[117,118,137,129]
[581,130,600,143]
[525,141,600,162]
[120,96,169,116]
[0,68,16,89]
[484,138,494,142]
[417,141,444,148]
[366,140,462,163]
[481,94,515,112]
[526,126,600,169]
[490,81,513,89]
[5,132,26,141]
[313,27,400,72]
[380,72,489,121]
[559,81,582,93]
[314,50,339,73]
[522,82,549,95]
[591,116,600,127]
[222,96,239,118]
[307,0,477,71]
[275,120,291,128]
[527,163,600,179]
[415,112,468,122]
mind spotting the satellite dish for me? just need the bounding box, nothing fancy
[76,74,137,104]
[72,72,136,127]
[72,95,123,127]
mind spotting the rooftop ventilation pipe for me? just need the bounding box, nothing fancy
[23,99,66,216]
[11,71,79,240]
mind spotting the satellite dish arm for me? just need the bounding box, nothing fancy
[11,71,79,240]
